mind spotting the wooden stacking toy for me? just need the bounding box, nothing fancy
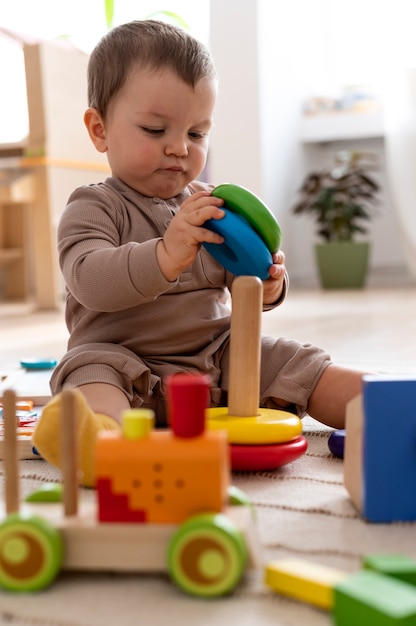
[203,183,306,470]
[207,275,307,471]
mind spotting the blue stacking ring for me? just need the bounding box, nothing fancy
[203,208,272,279]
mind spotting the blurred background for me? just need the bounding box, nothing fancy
[1,0,416,309]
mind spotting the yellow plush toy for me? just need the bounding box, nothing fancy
[33,389,120,487]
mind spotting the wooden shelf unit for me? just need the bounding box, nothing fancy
[0,182,29,300]
[0,40,109,309]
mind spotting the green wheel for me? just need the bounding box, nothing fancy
[0,513,63,591]
[212,183,282,254]
[167,513,247,597]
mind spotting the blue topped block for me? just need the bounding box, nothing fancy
[361,376,416,522]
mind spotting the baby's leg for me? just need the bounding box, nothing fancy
[254,335,367,429]
[306,364,366,430]
[33,383,129,487]
[77,382,130,422]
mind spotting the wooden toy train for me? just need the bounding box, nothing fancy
[0,374,260,597]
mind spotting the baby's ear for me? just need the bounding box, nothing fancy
[84,108,107,153]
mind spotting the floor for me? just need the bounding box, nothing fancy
[1,286,416,375]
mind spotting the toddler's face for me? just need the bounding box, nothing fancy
[100,65,217,198]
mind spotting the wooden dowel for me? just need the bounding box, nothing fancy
[4,389,19,514]
[228,276,263,417]
[61,388,79,516]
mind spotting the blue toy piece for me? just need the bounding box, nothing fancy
[345,375,416,523]
[328,429,345,458]
[211,183,282,254]
[203,208,273,279]
[20,358,57,370]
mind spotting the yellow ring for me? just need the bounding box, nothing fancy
[206,407,302,444]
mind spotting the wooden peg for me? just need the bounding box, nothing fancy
[228,276,263,417]
[4,389,19,514]
[61,388,79,516]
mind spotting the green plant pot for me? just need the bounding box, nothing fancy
[315,241,370,289]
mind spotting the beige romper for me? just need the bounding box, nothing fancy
[51,177,331,425]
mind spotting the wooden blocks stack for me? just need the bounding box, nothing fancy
[265,554,416,625]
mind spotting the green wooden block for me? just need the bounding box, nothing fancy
[364,555,416,587]
[334,571,416,626]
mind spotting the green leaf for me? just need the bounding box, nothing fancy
[104,0,114,30]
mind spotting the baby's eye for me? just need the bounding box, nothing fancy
[141,127,165,135]
[189,131,205,140]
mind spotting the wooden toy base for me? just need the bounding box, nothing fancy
[0,499,261,572]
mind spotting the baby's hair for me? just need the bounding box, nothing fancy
[87,20,217,119]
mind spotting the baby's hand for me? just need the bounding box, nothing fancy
[262,250,286,304]
[157,191,225,281]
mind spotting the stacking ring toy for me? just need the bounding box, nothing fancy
[212,183,282,253]
[203,208,273,279]
[206,276,307,471]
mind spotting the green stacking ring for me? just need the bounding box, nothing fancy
[212,183,282,253]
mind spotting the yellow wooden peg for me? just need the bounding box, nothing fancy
[121,409,155,440]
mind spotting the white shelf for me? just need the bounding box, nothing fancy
[300,110,385,143]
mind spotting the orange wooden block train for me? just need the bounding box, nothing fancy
[96,374,229,525]
[0,374,261,597]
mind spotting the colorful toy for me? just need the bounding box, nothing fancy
[328,428,345,458]
[211,183,282,253]
[344,375,416,522]
[0,399,40,460]
[203,208,273,279]
[0,380,261,596]
[230,437,308,471]
[203,183,282,279]
[364,554,416,587]
[207,275,307,470]
[19,358,57,370]
[265,556,416,625]
[0,364,54,460]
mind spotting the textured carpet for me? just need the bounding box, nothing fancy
[1,416,415,626]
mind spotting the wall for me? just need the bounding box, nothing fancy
[209,0,411,287]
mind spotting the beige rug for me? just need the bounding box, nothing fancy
[1,416,415,626]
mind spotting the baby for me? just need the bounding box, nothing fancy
[33,20,365,485]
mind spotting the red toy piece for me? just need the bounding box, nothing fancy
[230,436,308,471]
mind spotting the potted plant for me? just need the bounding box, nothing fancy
[291,150,380,288]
